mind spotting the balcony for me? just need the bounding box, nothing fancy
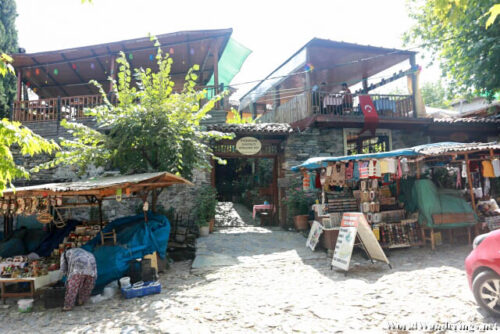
[258,90,415,124]
[12,85,231,124]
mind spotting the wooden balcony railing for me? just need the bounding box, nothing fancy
[12,85,232,123]
[257,90,415,124]
[12,94,105,122]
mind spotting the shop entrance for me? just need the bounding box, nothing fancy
[211,138,282,226]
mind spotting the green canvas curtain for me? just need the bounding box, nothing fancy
[206,38,251,95]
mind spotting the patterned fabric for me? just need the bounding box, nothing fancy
[60,248,97,280]
[359,162,369,179]
[64,274,96,309]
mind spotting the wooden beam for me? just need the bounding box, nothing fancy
[16,69,22,101]
[90,49,108,73]
[61,54,94,95]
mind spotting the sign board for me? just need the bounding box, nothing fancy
[236,137,262,155]
[332,212,390,271]
[306,221,323,251]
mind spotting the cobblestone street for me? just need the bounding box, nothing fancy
[1,203,499,333]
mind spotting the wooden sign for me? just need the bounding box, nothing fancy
[332,212,390,271]
[236,137,262,155]
[306,221,323,251]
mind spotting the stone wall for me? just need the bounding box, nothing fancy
[391,129,430,149]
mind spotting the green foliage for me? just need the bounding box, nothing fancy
[46,38,233,180]
[0,0,18,118]
[193,185,217,226]
[486,4,500,28]
[226,108,257,124]
[420,81,454,108]
[283,179,315,216]
[405,0,500,99]
[0,119,59,195]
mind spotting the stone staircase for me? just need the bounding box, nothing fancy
[22,119,97,141]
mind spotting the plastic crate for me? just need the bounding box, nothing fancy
[121,281,161,299]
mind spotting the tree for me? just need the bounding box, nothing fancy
[0,0,18,118]
[0,119,58,195]
[420,81,453,108]
[405,0,500,99]
[43,39,232,208]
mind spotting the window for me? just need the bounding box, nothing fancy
[343,129,392,155]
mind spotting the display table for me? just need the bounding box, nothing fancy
[252,204,274,219]
[0,270,62,303]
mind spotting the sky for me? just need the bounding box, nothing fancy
[15,0,441,100]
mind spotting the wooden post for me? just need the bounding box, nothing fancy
[410,55,418,118]
[465,154,479,236]
[109,54,117,94]
[213,44,219,95]
[16,69,22,101]
[416,160,421,179]
[98,199,103,230]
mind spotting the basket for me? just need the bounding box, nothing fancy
[121,281,161,299]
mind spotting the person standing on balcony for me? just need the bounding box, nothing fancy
[341,82,353,114]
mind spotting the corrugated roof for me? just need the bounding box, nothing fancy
[1,172,193,197]
[292,142,500,171]
[206,123,294,135]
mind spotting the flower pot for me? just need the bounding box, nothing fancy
[293,215,309,231]
[199,226,209,237]
[209,218,215,233]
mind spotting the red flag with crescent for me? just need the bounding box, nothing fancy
[358,95,379,135]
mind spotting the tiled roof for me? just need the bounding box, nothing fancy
[432,117,500,124]
[206,123,294,134]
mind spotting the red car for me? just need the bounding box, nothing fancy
[465,229,500,316]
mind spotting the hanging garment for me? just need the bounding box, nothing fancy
[395,159,403,179]
[315,170,322,189]
[353,162,360,180]
[456,168,462,189]
[492,159,500,177]
[379,159,389,174]
[330,163,346,187]
[320,168,327,187]
[359,162,369,179]
[309,172,316,190]
[484,177,491,196]
[386,158,397,174]
[302,170,310,191]
[345,162,354,180]
[401,158,409,175]
[374,160,381,178]
[368,160,376,177]
[482,161,495,178]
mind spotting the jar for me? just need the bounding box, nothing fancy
[369,201,376,212]
[362,202,370,213]
[373,212,382,223]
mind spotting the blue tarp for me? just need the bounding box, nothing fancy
[82,212,170,291]
[290,142,479,171]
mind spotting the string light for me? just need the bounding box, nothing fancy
[149,54,154,61]
[35,69,40,75]
[128,53,134,60]
[53,69,59,75]
[72,64,77,70]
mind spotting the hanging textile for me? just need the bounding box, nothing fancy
[359,162,369,179]
[395,159,403,179]
[482,161,495,178]
[462,161,467,179]
[386,158,397,174]
[345,162,354,180]
[309,172,316,190]
[302,170,310,190]
[492,159,500,177]
[315,170,322,189]
[379,159,389,174]
[484,178,491,196]
[353,162,360,180]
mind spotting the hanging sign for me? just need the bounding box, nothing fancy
[306,221,323,251]
[236,137,262,155]
[332,212,390,271]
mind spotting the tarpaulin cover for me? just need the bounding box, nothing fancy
[404,179,477,228]
[82,212,170,290]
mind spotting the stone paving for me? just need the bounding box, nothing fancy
[1,203,499,333]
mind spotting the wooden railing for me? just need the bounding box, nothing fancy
[257,90,414,123]
[12,94,105,122]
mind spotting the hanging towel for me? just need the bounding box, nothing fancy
[315,170,322,189]
[462,161,467,179]
[379,159,389,174]
[359,162,369,179]
[492,159,500,177]
[386,158,397,174]
[309,172,316,190]
[345,162,354,180]
[456,168,462,189]
[368,160,376,177]
[484,177,491,196]
[396,159,403,179]
[482,161,495,178]
[375,160,381,178]
[353,162,360,180]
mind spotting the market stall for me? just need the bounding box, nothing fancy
[291,142,500,250]
[0,172,193,303]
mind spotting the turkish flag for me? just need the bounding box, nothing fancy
[358,95,379,135]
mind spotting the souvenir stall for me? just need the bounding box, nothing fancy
[292,142,500,251]
[0,172,192,303]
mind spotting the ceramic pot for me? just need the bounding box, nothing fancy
[199,226,209,237]
[293,215,309,231]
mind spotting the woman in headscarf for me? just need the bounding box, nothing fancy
[60,247,97,311]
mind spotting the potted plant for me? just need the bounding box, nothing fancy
[283,180,315,230]
[194,185,218,235]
